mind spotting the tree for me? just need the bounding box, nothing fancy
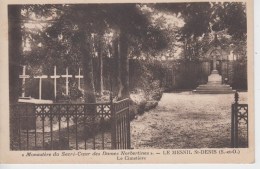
[154,3,212,60]
[9,5,23,103]
[10,4,101,103]
[15,4,167,102]
[155,2,247,60]
[211,2,247,59]
[45,4,108,103]
[102,4,151,99]
[93,33,105,95]
[211,2,246,41]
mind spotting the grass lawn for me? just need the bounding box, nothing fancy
[131,92,248,149]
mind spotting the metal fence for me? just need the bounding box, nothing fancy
[10,99,130,150]
[111,99,131,149]
[231,92,248,148]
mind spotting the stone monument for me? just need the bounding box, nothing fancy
[193,34,235,94]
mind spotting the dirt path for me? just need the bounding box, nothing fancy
[131,92,248,149]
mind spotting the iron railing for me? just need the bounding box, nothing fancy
[111,98,131,149]
[10,99,130,150]
[231,92,248,148]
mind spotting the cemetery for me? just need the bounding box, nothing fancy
[9,2,248,150]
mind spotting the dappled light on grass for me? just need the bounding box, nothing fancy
[131,92,247,149]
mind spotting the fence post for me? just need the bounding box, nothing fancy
[110,92,117,149]
[231,104,234,148]
[126,99,131,149]
[231,91,239,148]
[234,91,239,148]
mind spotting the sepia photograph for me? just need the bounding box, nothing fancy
[0,0,254,164]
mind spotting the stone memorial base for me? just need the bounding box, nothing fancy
[193,70,235,94]
[17,97,53,130]
[18,97,53,103]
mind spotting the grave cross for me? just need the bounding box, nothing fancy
[61,67,72,95]
[50,66,60,99]
[75,68,83,89]
[34,75,48,100]
[19,66,30,98]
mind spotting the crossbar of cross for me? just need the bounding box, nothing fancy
[75,68,83,89]
[50,66,60,99]
[19,66,30,98]
[34,75,48,100]
[61,67,72,95]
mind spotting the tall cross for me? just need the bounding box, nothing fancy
[61,67,72,95]
[34,75,48,100]
[19,66,30,98]
[50,66,60,99]
[75,68,83,89]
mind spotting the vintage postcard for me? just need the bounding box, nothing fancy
[0,0,254,164]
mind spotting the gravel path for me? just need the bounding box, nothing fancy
[131,92,248,149]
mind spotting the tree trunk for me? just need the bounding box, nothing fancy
[8,5,22,104]
[118,29,129,100]
[8,5,22,147]
[100,50,104,95]
[184,38,187,60]
[97,36,104,95]
[80,31,96,103]
[116,36,123,99]
[111,36,119,100]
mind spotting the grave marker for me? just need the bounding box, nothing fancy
[50,66,60,99]
[34,75,48,100]
[61,67,72,95]
[75,68,83,89]
[19,66,30,98]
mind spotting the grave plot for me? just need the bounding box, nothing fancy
[10,98,130,150]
